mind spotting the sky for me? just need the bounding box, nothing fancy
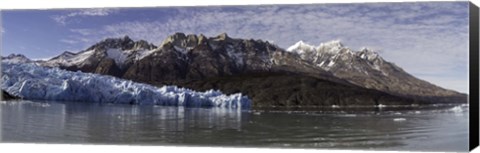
[0,2,470,93]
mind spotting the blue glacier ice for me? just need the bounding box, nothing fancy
[1,62,251,108]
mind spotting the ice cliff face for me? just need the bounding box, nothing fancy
[1,62,250,108]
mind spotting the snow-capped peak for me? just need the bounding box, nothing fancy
[286,40,316,53]
[86,36,135,51]
[317,40,346,54]
[50,51,76,60]
[216,32,230,40]
[288,40,348,57]
[1,54,32,64]
[4,54,27,59]
[39,36,159,68]
[286,40,387,73]
[319,40,344,48]
[286,40,382,60]
[287,40,348,55]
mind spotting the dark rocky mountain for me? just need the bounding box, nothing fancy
[30,33,466,107]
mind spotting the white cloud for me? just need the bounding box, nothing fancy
[52,8,116,25]
[59,39,78,44]
[70,28,94,36]
[65,2,469,92]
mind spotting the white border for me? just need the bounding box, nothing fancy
[0,0,477,153]
[0,143,449,153]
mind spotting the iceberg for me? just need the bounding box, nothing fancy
[1,62,251,108]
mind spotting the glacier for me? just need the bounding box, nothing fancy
[1,62,251,108]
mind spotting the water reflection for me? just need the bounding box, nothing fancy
[1,101,67,141]
[1,101,247,144]
[0,101,469,151]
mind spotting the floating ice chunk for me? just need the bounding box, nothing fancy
[1,62,251,108]
[449,105,465,113]
[393,118,406,122]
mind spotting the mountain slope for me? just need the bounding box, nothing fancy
[286,40,466,103]
[123,33,342,84]
[39,36,157,77]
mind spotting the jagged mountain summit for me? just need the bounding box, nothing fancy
[1,54,33,64]
[7,33,467,106]
[286,40,466,103]
[40,33,333,83]
[39,36,157,74]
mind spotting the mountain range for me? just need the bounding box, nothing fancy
[2,33,467,107]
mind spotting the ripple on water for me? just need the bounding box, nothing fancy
[0,100,469,151]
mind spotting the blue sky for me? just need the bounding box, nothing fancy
[0,2,470,93]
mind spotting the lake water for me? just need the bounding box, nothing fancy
[0,100,469,152]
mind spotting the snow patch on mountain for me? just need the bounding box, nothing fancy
[43,50,95,67]
[327,60,335,67]
[65,50,95,66]
[134,49,157,60]
[106,48,128,65]
[317,40,345,54]
[226,44,245,66]
[42,47,159,68]
[1,62,251,108]
[173,45,188,54]
[359,47,380,61]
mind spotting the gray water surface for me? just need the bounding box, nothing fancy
[0,100,469,152]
